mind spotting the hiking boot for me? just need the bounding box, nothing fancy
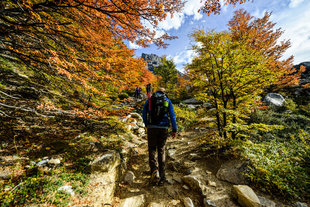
[158,178,167,186]
[150,170,160,185]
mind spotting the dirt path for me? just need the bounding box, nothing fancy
[113,130,240,207]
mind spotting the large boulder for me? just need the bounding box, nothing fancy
[88,150,122,206]
[264,93,285,107]
[233,185,260,207]
[90,150,120,173]
[216,160,248,185]
[182,175,205,194]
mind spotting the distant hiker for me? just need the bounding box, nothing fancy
[137,87,142,98]
[134,87,141,99]
[142,88,177,186]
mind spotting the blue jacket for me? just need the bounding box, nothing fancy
[142,92,177,132]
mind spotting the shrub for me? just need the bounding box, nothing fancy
[240,138,309,199]
[118,92,129,100]
[174,105,197,131]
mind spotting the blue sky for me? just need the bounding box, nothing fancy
[128,0,310,72]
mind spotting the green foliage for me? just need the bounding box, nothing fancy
[248,107,310,141]
[174,105,198,131]
[284,98,298,112]
[0,166,90,206]
[240,139,309,199]
[118,92,129,100]
[237,104,310,199]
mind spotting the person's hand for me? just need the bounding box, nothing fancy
[171,132,177,139]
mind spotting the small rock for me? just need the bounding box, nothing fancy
[293,202,308,207]
[36,159,49,167]
[166,178,175,185]
[169,200,181,206]
[48,158,61,166]
[183,197,194,207]
[57,185,74,196]
[148,202,164,207]
[258,196,275,207]
[206,170,212,176]
[173,177,183,184]
[130,113,143,121]
[208,180,217,187]
[189,153,199,160]
[167,149,177,158]
[233,185,260,207]
[185,169,193,175]
[204,198,217,207]
[137,128,145,136]
[124,171,135,185]
[183,185,190,190]
[182,175,203,193]
[0,172,11,180]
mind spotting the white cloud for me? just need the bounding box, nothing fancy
[289,0,304,8]
[156,0,203,31]
[183,0,204,20]
[128,41,141,49]
[171,49,197,71]
[158,13,184,30]
[274,1,310,63]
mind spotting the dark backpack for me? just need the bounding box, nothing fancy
[149,92,169,124]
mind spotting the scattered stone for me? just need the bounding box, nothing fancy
[183,185,190,190]
[189,153,199,160]
[183,98,203,105]
[216,160,248,184]
[48,158,61,166]
[130,113,143,121]
[203,198,217,207]
[258,196,275,207]
[293,202,308,207]
[137,128,145,137]
[173,177,183,184]
[166,178,175,185]
[167,149,177,158]
[206,170,212,176]
[182,175,203,193]
[123,171,135,185]
[36,159,49,167]
[0,171,12,180]
[57,185,74,196]
[185,169,193,175]
[233,185,260,207]
[118,194,145,207]
[168,200,181,206]
[183,197,194,207]
[208,180,217,187]
[203,102,213,109]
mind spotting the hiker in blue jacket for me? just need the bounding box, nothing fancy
[142,88,177,185]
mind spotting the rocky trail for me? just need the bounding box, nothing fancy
[111,129,281,207]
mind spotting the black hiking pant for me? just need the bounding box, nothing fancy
[147,128,168,179]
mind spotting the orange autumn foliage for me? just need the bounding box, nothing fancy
[228,9,304,89]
